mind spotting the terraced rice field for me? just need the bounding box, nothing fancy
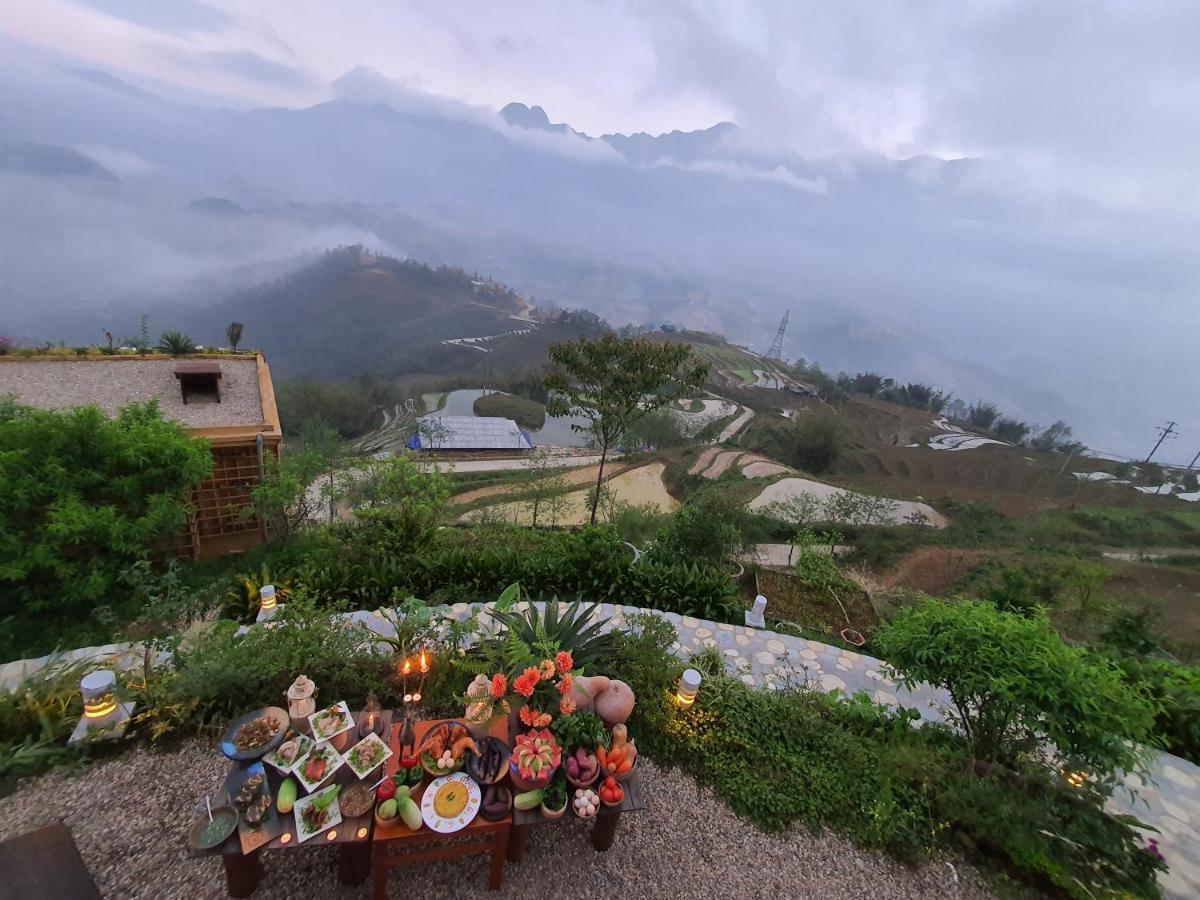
[461,462,678,525]
[748,477,947,527]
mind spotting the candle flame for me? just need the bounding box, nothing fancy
[401,659,412,676]
[418,650,429,673]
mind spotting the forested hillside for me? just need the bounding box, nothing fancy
[182,247,530,379]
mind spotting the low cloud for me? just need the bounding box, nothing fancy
[659,158,828,194]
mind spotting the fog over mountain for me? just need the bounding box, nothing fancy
[0,4,1197,459]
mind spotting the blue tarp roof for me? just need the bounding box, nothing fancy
[410,415,533,451]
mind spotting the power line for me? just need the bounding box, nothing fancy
[1144,420,1179,464]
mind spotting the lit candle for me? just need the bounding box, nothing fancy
[356,827,369,839]
[259,584,276,611]
[675,668,702,708]
[418,650,429,674]
[401,659,412,676]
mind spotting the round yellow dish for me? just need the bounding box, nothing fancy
[433,782,468,819]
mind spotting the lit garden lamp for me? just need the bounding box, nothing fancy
[745,594,767,629]
[1061,767,1088,789]
[675,668,702,709]
[256,584,277,622]
[69,669,136,744]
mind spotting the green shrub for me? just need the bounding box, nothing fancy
[0,400,212,617]
[875,598,1155,779]
[170,594,390,725]
[649,490,750,567]
[603,613,1162,898]
[1110,655,1200,765]
[294,525,740,622]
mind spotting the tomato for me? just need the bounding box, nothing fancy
[377,779,397,801]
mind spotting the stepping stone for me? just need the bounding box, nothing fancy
[755,651,776,666]
[716,622,734,631]
[723,649,741,658]
[735,634,750,646]
[766,639,787,654]
[1163,765,1198,789]
[1159,798,1193,824]
[819,674,846,693]
[873,690,899,707]
[740,673,757,686]
[681,616,700,628]
[800,648,818,660]
[695,627,713,639]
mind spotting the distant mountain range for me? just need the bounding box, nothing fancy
[500,102,738,165]
[0,44,1190,455]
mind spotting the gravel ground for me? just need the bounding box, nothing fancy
[2,741,999,900]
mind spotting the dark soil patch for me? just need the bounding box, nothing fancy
[755,568,879,637]
[882,547,1008,595]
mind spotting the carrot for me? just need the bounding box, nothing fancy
[617,759,633,773]
[596,746,608,767]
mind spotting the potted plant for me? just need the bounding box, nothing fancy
[840,628,866,647]
[541,774,568,819]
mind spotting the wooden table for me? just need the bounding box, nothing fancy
[194,710,389,897]
[507,768,644,861]
[371,717,511,897]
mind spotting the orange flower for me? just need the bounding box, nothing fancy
[557,674,573,696]
[538,659,556,681]
[554,650,573,674]
[559,696,577,715]
[514,667,540,698]
[490,673,507,699]
[519,705,552,728]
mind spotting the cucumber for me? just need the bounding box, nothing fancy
[513,789,544,811]
[276,778,298,814]
[398,796,422,830]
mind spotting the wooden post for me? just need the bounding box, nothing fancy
[506,823,531,863]
[338,841,371,885]
[222,850,263,898]
[591,807,622,852]
[489,828,509,890]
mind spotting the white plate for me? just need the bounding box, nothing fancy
[293,784,342,843]
[420,772,481,834]
[292,741,345,792]
[342,731,393,779]
[263,732,313,775]
[308,701,354,742]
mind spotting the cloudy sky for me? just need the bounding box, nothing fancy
[2,1,1198,459]
[5,0,1199,213]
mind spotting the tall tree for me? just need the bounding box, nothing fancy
[544,334,707,524]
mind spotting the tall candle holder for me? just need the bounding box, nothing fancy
[394,647,431,758]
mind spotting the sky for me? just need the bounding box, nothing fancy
[4,0,1199,213]
[0,1,1197,460]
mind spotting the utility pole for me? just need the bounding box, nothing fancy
[1188,447,1200,471]
[1144,421,1178,463]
